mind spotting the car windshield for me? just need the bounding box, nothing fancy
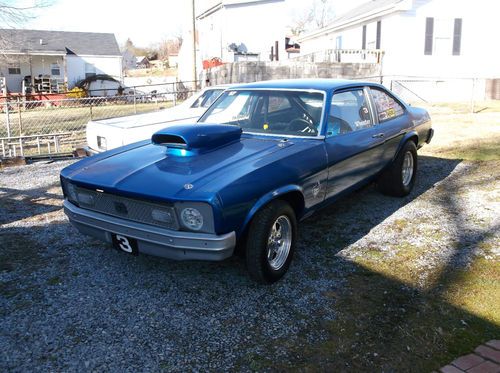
[198,89,325,137]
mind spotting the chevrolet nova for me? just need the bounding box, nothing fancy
[61,79,433,283]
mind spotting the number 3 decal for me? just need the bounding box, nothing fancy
[116,235,132,253]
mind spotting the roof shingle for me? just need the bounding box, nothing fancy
[0,29,121,56]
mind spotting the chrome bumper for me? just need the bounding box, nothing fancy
[63,200,236,261]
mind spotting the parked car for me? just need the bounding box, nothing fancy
[86,86,228,153]
[61,79,433,283]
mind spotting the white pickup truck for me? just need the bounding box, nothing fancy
[86,86,227,153]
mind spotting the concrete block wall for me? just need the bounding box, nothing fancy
[201,61,381,86]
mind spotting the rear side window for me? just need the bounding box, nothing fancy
[370,88,404,122]
[327,89,373,137]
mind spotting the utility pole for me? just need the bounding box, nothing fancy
[191,0,197,87]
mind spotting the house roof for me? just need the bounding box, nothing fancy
[197,0,284,19]
[298,0,411,42]
[0,29,121,56]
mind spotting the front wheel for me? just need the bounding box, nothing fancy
[245,200,297,284]
[377,141,418,197]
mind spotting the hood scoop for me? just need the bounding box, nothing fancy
[152,124,242,155]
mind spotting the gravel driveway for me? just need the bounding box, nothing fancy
[1,156,498,372]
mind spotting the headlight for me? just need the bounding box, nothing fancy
[174,202,215,233]
[180,208,204,231]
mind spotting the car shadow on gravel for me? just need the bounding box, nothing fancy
[0,182,62,225]
[276,156,500,371]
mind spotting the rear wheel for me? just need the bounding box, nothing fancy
[245,200,297,284]
[377,141,418,197]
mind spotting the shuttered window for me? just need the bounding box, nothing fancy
[453,18,462,55]
[424,17,434,55]
[362,25,367,49]
[376,21,382,49]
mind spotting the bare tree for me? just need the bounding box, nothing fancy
[289,0,335,36]
[0,1,52,28]
[158,37,182,61]
[0,1,53,62]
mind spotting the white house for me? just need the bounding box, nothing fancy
[297,0,500,100]
[122,49,136,72]
[178,0,289,83]
[196,0,287,63]
[0,29,123,94]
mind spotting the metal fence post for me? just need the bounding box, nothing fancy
[173,80,177,107]
[17,97,23,136]
[470,78,476,114]
[5,99,11,138]
[133,88,137,114]
[89,101,93,120]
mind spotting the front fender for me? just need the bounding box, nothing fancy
[239,184,304,235]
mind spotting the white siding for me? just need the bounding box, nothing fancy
[197,0,286,62]
[66,55,122,88]
[0,55,63,92]
[300,0,500,79]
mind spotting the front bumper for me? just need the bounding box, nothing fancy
[63,200,236,261]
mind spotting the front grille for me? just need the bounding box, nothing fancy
[75,187,179,230]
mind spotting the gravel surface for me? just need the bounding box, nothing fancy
[1,157,498,371]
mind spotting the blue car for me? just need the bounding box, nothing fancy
[61,79,433,283]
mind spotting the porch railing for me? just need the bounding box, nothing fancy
[291,49,384,64]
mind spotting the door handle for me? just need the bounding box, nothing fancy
[372,133,385,139]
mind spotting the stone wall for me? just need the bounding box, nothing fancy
[200,60,381,86]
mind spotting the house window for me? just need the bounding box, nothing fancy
[51,63,60,76]
[8,63,21,75]
[335,36,342,49]
[85,63,96,78]
[433,18,453,55]
[425,17,461,56]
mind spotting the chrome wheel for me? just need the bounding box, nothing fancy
[402,151,414,186]
[266,215,292,270]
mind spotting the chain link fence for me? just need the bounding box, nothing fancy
[388,77,485,108]
[0,76,492,160]
[1,81,198,159]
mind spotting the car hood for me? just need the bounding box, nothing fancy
[62,132,298,203]
[92,107,206,129]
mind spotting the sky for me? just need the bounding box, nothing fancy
[12,0,366,48]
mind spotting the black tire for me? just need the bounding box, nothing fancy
[245,200,297,284]
[377,141,418,197]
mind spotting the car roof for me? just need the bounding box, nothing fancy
[227,79,382,92]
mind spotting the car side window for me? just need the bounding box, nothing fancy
[370,88,404,122]
[327,89,373,137]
